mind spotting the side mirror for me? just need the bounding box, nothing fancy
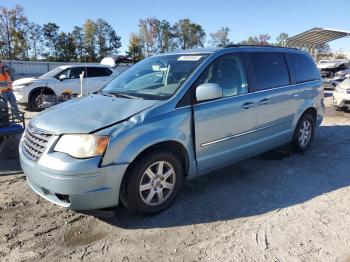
[196,83,223,102]
[59,74,68,81]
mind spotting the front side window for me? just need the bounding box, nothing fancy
[56,67,84,79]
[195,54,248,97]
[250,52,290,91]
[102,54,207,100]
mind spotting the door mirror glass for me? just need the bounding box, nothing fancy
[196,83,223,102]
[59,74,68,81]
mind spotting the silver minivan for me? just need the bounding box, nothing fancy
[20,46,324,214]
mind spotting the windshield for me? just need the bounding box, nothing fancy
[39,67,66,79]
[101,54,207,100]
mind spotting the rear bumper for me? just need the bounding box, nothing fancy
[20,148,128,210]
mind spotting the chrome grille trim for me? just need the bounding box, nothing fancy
[21,125,53,161]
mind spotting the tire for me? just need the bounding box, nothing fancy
[2,136,20,159]
[122,150,184,214]
[292,113,315,152]
[29,91,43,111]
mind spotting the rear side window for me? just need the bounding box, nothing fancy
[86,67,112,78]
[288,53,319,83]
[249,52,290,91]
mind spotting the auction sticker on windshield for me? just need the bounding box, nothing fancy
[178,55,203,61]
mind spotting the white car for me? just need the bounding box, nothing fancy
[333,78,350,110]
[12,64,116,110]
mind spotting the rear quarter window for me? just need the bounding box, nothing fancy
[87,67,113,77]
[249,52,290,91]
[288,53,319,83]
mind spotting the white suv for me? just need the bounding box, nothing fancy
[12,64,116,110]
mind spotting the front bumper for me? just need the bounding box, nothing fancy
[12,87,28,103]
[20,145,128,210]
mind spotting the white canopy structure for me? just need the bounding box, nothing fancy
[283,28,350,57]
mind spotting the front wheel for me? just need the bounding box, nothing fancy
[122,150,184,214]
[292,113,315,152]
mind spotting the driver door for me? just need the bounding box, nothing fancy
[55,67,84,95]
[193,53,258,173]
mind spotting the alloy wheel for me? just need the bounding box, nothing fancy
[139,161,176,206]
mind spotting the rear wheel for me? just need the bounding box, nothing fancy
[292,113,315,152]
[122,150,184,214]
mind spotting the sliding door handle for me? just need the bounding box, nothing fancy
[259,98,271,105]
[241,101,255,109]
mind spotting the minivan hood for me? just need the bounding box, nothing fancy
[30,94,156,134]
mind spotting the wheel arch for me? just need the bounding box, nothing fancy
[126,140,190,177]
[28,86,56,102]
[301,107,317,122]
[119,140,191,207]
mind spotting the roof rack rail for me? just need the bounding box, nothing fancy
[224,44,299,50]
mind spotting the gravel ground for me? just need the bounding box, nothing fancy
[1,92,350,261]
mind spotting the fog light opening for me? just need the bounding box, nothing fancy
[55,193,70,203]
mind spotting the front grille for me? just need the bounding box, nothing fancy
[22,125,53,161]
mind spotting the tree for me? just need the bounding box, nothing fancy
[276,32,289,46]
[139,18,160,56]
[107,28,122,57]
[239,34,271,45]
[83,19,97,62]
[43,22,60,60]
[158,20,176,53]
[95,18,121,59]
[127,33,144,62]
[72,26,84,62]
[27,22,42,60]
[209,27,230,47]
[239,36,257,45]
[253,34,271,45]
[56,32,76,61]
[0,5,28,60]
[315,43,332,61]
[174,19,206,49]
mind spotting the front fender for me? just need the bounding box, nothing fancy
[102,107,197,177]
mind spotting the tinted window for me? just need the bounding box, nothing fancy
[289,53,319,83]
[56,67,84,79]
[196,54,248,98]
[87,67,112,78]
[250,53,290,91]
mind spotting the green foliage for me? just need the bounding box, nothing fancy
[0,5,122,62]
[209,27,230,47]
[276,32,289,46]
[126,33,144,62]
[173,19,206,50]
[0,5,28,60]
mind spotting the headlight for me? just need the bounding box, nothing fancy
[347,89,350,95]
[335,86,345,93]
[54,134,109,158]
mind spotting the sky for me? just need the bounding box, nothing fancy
[3,0,350,54]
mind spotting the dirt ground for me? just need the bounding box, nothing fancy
[1,92,350,261]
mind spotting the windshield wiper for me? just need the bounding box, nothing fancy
[104,92,142,99]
